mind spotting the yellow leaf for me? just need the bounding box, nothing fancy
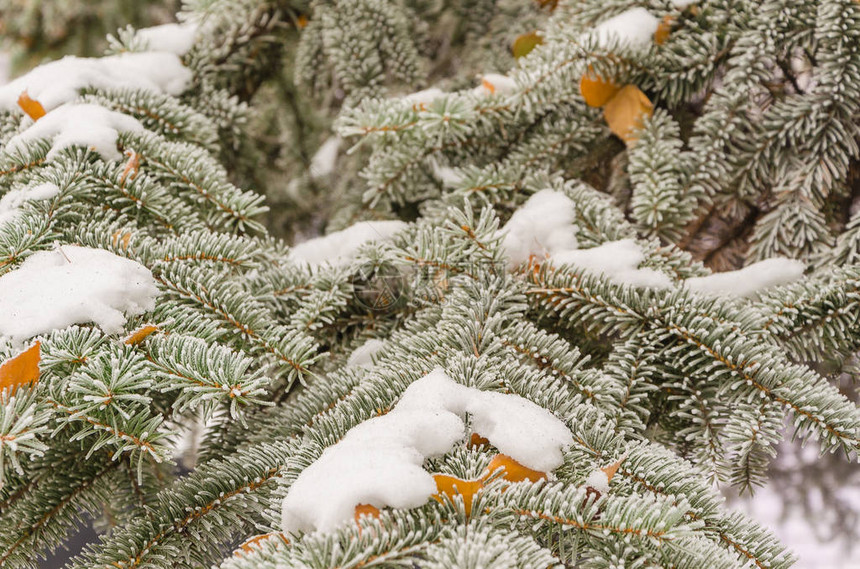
[485,454,547,483]
[124,325,158,346]
[579,68,621,108]
[17,91,46,121]
[432,474,483,515]
[0,341,41,394]
[603,84,653,144]
[655,15,674,45]
[512,31,543,59]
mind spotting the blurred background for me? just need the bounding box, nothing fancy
[0,1,856,567]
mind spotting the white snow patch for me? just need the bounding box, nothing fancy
[553,239,673,288]
[402,87,445,106]
[0,52,192,113]
[593,8,660,50]
[4,103,144,162]
[135,22,199,56]
[0,183,59,227]
[584,469,610,494]
[433,163,464,188]
[499,189,578,270]
[281,368,572,533]
[684,258,806,298]
[309,137,341,179]
[474,74,518,97]
[0,245,160,345]
[670,0,697,8]
[289,220,407,268]
[346,339,386,368]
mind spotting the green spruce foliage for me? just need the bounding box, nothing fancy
[0,1,858,568]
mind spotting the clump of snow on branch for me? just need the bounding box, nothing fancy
[281,368,572,533]
[402,87,445,105]
[0,245,160,345]
[309,137,341,179]
[499,189,578,269]
[475,73,518,97]
[4,104,144,162]
[0,183,59,227]
[0,52,192,112]
[134,22,199,56]
[554,239,673,288]
[346,339,386,368]
[593,8,660,49]
[289,220,407,268]
[685,258,806,298]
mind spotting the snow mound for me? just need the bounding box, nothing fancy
[281,368,572,533]
[553,239,673,288]
[0,52,192,113]
[4,104,144,162]
[0,183,59,227]
[499,189,578,269]
[685,258,806,298]
[0,245,160,345]
[135,22,199,56]
[593,8,660,50]
[289,220,407,268]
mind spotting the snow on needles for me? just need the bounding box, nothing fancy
[0,52,192,113]
[0,245,160,345]
[135,22,199,56]
[500,189,578,269]
[554,240,673,288]
[289,220,407,268]
[281,368,573,533]
[500,190,804,294]
[0,183,59,228]
[593,8,660,50]
[346,339,386,368]
[4,104,144,162]
[685,258,806,298]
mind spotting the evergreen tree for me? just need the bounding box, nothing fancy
[0,1,858,568]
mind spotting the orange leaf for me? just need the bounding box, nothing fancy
[124,325,158,346]
[655,15,674,45]
[601,455,626,483]
[354,503,381,522]
[468,433,490,449]
[485,454,546,483]
[579,68,621,108]
[602,84,653,144]
[432,474,483,516]
[512,31,543,59]
[296,15,309,29]
[0,341,41,394]
[481,78,496,95]
[235,532,289,556]
[17,91,46,121]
